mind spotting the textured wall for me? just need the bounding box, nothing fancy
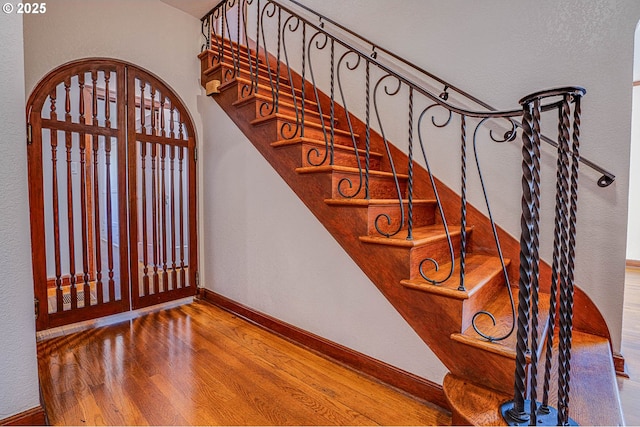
[0,12,41,420]
[629,84,640,260]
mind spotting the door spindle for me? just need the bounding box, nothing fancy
[50,91,63,313]
[64,79,78,311]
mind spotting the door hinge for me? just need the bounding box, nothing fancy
[34,297,39,320]
[27,123,33,145]
[194,147,198,162]
[195,271,200,288]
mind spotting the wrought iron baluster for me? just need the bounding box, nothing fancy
[504,100,536,426]
[275,7,281,114]
[529,98,543,425]
[307,31,330,166]
[330,38,335,165]
[415,104,454,285]
[335,51,364,199]
[236,0,241,76]
[406,87,414,241]
[280,14,302,139]
[372,75,405,235]
[301,21,306,138]
[557,93,581,426]
[254,0,261,94]
[459,115,467,291]
[364,60,371,200]
[258,2,277,117]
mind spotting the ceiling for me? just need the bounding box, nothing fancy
[159,0,214,19]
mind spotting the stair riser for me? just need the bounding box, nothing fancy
[459,273,506,331]
[331,171,407,200]
[218,61,293,88]
[301,143,382,170]
[450,346,519,395]
[254,117,358,147]
[409,232,463,280]
[239,97,333,128]
[367,203,437,236]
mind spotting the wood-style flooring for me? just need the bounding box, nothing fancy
[619,266,640,426]
[37,300,450,426]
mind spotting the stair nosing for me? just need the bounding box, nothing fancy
[400,255,510,300]
[271,137,383,159]
[250,114,357,139]
[359,225,468,247]
[325,198,436,207]
[296,165,407,180]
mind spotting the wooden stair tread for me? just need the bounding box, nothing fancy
[400,254,508,300]
[538,331,623,426]
[295,164,405,179]
[233,90,319,110]
[359,224,466,247]
[443,331,623,426]
[272,137,383,160]
[450,286,550,361]
[234,95,331,124]
[203,56,265,76]
[250,114,355,137]
[325,198,435,207]
[221,75,304,99]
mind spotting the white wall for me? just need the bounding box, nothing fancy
[628,27,640,261]
[203,0,640,387]
[0,13,41,420]
[628,85,640,260]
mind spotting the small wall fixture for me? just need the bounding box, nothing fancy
[206,80,221,96]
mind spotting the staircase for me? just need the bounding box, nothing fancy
[198,2,624,424]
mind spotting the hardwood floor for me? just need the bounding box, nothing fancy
[37,300,451,426]
[619,266,640,426]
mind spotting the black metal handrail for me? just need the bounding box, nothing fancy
[282,0,614,188]
[200,2,585,424]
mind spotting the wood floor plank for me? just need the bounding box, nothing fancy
[620,267,640,426]
[185,303,445,425]
[38,300,449,426]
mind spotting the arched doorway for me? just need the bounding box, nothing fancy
[27,59,198,331]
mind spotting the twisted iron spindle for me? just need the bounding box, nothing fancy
[540,109,570,413]
[528,98,543,425]
[236,0,241,76]
[504,100,536,426]
[254,0,261,94]
[275,8,281,113]
[459,115,467,291]
[329,39,335,165]
[557,94,581,426]
[407,87,414,241]
[301,21,306,138]
[365,61,371,199]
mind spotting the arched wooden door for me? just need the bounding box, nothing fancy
[27,59,198,331]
